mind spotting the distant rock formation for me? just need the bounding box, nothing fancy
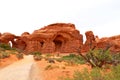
[0,23,120,54]
[96,35,120,53]
[81,31,96,52]
[24,23,83,54]
[0,32,16,45]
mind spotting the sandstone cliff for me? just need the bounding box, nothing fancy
[0,23,120,54]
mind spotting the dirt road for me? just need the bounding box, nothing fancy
[0,55,36,80]
[28,62,43,80]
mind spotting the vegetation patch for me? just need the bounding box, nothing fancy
[45,64,59,70]
[0,43,24,60]
[16,53,24,59]
[56,54,86,65]
[31,51,43,61]
[0,52,10,59]
[60,64,120,80]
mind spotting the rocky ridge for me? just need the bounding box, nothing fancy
[0,23,120,54]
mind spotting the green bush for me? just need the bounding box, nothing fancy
[109,65,120,80]
[0,43,12,50]
[0,52,10,59]
[33,54,42,61]
[73,68,103,80]
[83,49,120,68]
[57,54,85,64]
[31,51,42,60]
[85,48,113,67]
[45,54,53,57]
[60,64,120,80]
[16,53,24,59]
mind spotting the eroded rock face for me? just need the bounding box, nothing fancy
[26,23,83,53]
[1,23,120,54]
[0,33,1,37]
[96,35,120,53]
[19,23,83,54]
[0,32,16,45]
[81,31,96,52]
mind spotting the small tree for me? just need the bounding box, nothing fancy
[78,41,120,68]
[77,42,113,68]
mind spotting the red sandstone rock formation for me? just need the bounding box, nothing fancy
[81,31,96,52]
[0,32,16,45]
[1,23,120,54]
[12,32,30,51]
[0,33,1,37]
[96,35,120,53]
[0,23,83,54]
[11,23,83,54]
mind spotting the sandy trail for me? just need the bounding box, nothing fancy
[0,55,34,80]
[28,62,43,80]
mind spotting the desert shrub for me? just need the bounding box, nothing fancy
[34,54,42,61]
[16,53,24,59]
[0,43,18,52]
[85,48,113,67]
[59,68,90,80]
[90,68,104,80]
[0,43,23,59]
[110,53,120,66]
[0,47,5,51]
[0,43,12,50]
[60,64,120,80]
[73,69,90,80]
[45,64,59,70]
[45,65,53,70]
[102,65,120,80]
[56,58,63,62]
[109,64,120,80]
[0,52,10,59]
[31,51,42,60]
[83,48,120,68]
[77,45,120,68]
[72,68,104,80]
[112,53,120,60]
[45,53,53,57]
[57,54,85,64]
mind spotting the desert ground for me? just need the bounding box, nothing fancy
[0,53,91,80]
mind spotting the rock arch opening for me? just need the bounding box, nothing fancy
[8,41,12,47]
[13,39,27,51]
[40,41,44,47]
[53,35,65,52]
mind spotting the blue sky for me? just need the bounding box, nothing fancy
[0,0,120,38]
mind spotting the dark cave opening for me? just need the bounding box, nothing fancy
[53,40,62,52]
[40,42,44,47]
